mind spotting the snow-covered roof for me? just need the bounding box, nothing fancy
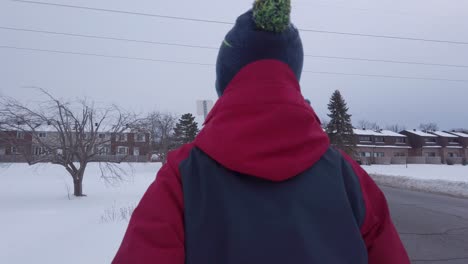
[377,130,407,137]
[448,132,468,138]
[354,129,406,137]
[356,144,411,149]
[430,131,458,138]
[33,125,58,132]
[403,130,437,137]
[353,129,381,136]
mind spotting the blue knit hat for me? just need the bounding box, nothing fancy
[215,3,304,97]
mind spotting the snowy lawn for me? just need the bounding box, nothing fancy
[363,164,468,197]
[0,162,160,264]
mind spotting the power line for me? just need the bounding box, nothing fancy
[2,45,467,83]
[0,26,219,50]
[9,0,233,25]
[10,0,468,45]
[305,55,468,68]
[2,26,468,69]
[0,45,214,66]
[298,28,468,45]
[303,70,468,83]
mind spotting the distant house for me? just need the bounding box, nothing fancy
[447,131,468,162]
[111,128,151,158]
[0,126,33,158]
[399,130,465,164]
[428,131,464,164]
[0,124,151,162]
[354,129,410,165]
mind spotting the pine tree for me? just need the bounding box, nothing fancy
[173,113,199,146]
[326,90,356,156]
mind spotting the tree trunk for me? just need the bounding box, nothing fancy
[73,167,86,197]
[73,178,83,197]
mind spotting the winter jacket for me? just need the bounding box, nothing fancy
[112,60,410,264]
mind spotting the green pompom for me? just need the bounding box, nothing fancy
[253,0,291,33]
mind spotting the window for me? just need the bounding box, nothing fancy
[396,138,406,144]
[117,146,128,155]
[360,152,371,157]
[16,132,24,139]
[373,152,385,158]
[359,136,372,142]
[425,152,437,157]
[375,137,384,143]
[448,138,458,144]
[34,147,46,156]
[425,138,437,143]
[135,134,145,142]
[97,146,110,155]
[394,152,407,157]
[133,147,140,156]
[117,134,127,142]
[11,146,17,154]
[38,132,47,138]
[98,134,106,139]
[448,153,459,158]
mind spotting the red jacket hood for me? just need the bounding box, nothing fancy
[194,60,330,182]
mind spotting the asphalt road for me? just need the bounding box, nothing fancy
[382,186,468,264]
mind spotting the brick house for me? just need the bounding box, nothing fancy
[400,130,444,164]
[111,129,151,158]
[354,129,410,165]
[0,128,33,157]
[447,131,468,162]
[1,125,151,162]
[429,131,464,164]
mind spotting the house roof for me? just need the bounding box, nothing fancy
[448,132,468,138]
[403,130,437,137]
[353,129,381,136]
[356,144,411,149]
[353,129,406,137]
[430,131,458,138]
[377,130,407,137]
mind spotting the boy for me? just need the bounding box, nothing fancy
[113,1,410,263]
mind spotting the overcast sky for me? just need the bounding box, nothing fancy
[1,0,467,129]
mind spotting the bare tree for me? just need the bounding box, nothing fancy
[0,89,136,196]
[419,123,439,132]
[141,111,177,163]
[357,120,380,130]
[386,124,406,133]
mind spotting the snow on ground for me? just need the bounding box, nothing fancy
[0,162,161,264]
[363,165,468,198]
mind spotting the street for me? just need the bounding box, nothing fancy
[383,186,468,263]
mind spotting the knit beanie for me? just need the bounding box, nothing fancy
[215,0,304,97]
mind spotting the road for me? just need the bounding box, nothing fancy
[383,186,468,264]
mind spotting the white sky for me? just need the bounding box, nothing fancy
[1,0,467,129]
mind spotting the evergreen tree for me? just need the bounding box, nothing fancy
[326,90,356,155]
[173,113,199,146]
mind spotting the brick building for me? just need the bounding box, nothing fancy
[354,129,410,165]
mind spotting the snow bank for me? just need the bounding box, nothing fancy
[363,165,468,197]
[0,162,161,264]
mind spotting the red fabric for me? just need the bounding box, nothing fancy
[112,143,194,264]
[195,60,330,181]
[342,152,410,264]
